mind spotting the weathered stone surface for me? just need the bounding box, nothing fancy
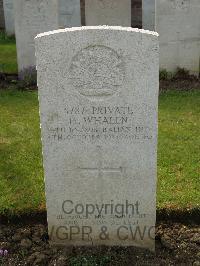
[142,0,155,30]
[35,26,159,250]
[14,0,58,75]
[85,0,131,26]
[59,0,81,28]
[156,0,200,75]
[3,0,14,35]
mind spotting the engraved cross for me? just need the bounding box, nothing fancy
[67,146,126,179]
[77,146,125,178]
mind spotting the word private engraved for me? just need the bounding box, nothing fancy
[69,45,125,99]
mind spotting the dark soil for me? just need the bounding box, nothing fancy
[160,68,200,91]
[0,73,16,89]
[160,79,200,92]
[0,73,37,91]
[0,218,199,266]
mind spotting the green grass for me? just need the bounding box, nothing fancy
[0,90,44,215]
[158,90,200,209]
[0,89,199,216]
[0,31,17,74]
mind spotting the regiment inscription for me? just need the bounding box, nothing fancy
[48,105,153,142]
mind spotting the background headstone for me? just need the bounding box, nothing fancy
[142,0,155,31]
[0,0,5,29]
[132,0,142,28]
[85,0,131,26]
[35,26,159,250]
[156,0,200,76]
[14,0,58,76]
[59,0,81,28]
[3,0,15,36]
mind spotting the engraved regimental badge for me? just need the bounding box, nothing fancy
[69,45,125,99]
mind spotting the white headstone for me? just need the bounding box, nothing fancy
[14,0,58,76]
[156,0,200,76]
[85,0,131,26]
[3,0,15,36]
[35,26,159,251]
[59,0,81,28]
[142,0,155,31]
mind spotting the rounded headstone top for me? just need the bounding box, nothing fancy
[35,26,159,39]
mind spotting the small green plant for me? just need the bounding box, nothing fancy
[18,249,28,259]
[69,255,111,266]
[160,69,168,80]
[0,31,15,43]
[159,69,173,80]
[174,67,195,80]
[0,63,6,73]
[160,67,197,81]
[0,64,6,80]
